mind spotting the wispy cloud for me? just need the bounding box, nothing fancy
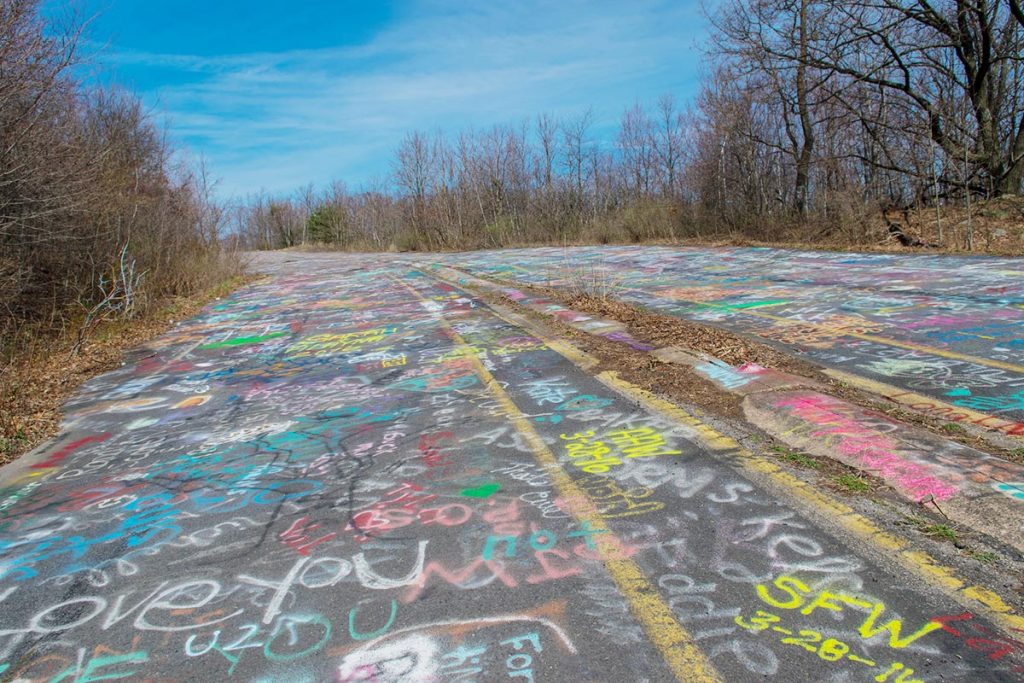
[104,0,708,199]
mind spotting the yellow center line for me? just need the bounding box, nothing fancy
[592,372,1024,635]
[850,332,1024,373]
[396,274,722,683]
[823,369,1024,432]
[430,268,1024,637]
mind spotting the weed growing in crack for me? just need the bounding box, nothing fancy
[908,517,959,542]
[769,445,821,469]
[965,549,998,564]
[563,261,625,300]
[835,474,871,493]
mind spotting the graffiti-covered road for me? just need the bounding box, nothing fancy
[0,252,1020,682]
[439,246,1024,432]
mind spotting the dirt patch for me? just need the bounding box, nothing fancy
[560,289,828,378]
[475,288,746,420]
[0,274,255,468]
[597,347,745,422]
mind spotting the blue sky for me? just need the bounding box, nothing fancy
[67,1,710,199]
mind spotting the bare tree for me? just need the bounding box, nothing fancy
[536,113,559,191]
[654,94,685,199]
[619,103,656,198]
[393,131,436,247]
[562,109,594,224]
[791,0,1024,195]
[711,0,836,214]
[1,1,236,332]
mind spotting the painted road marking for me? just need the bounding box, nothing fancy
[591,371,1024,635]
[457,277,1024,637]
[484,264,1024,436]
[669,294,1024,375]
[823,368,1024,437]
[444,266,1024,430]
[398,274,723,683]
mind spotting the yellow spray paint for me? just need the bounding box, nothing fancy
[430,269,1024,645]
[398,275,722,683]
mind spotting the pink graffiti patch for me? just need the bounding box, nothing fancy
[773,393,959,502]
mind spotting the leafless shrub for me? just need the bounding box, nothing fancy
[0,1,241,352]
[71,243,146,355]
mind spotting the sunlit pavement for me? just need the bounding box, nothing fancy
[0,251,1020,681]
[439,245,1024,431]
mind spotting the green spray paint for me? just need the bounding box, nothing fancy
[461,482,501,498]
[200,331,287,350]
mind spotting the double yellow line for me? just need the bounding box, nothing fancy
[405,268,1024,680]
[425,267,1024,638]
[395,275,722,683]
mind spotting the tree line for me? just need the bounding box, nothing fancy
[0,0,235,340]
[238,0,1023,252]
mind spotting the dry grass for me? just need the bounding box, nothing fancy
[692,197,1024,255]
[894,196,1024,253]
[554,287,827,378]
[564,197,1021,255]
[298,195,1024,257]
[562,263,626,300]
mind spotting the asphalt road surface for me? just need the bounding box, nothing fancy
[440,246,1024,426]
[0,251,1020,682]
